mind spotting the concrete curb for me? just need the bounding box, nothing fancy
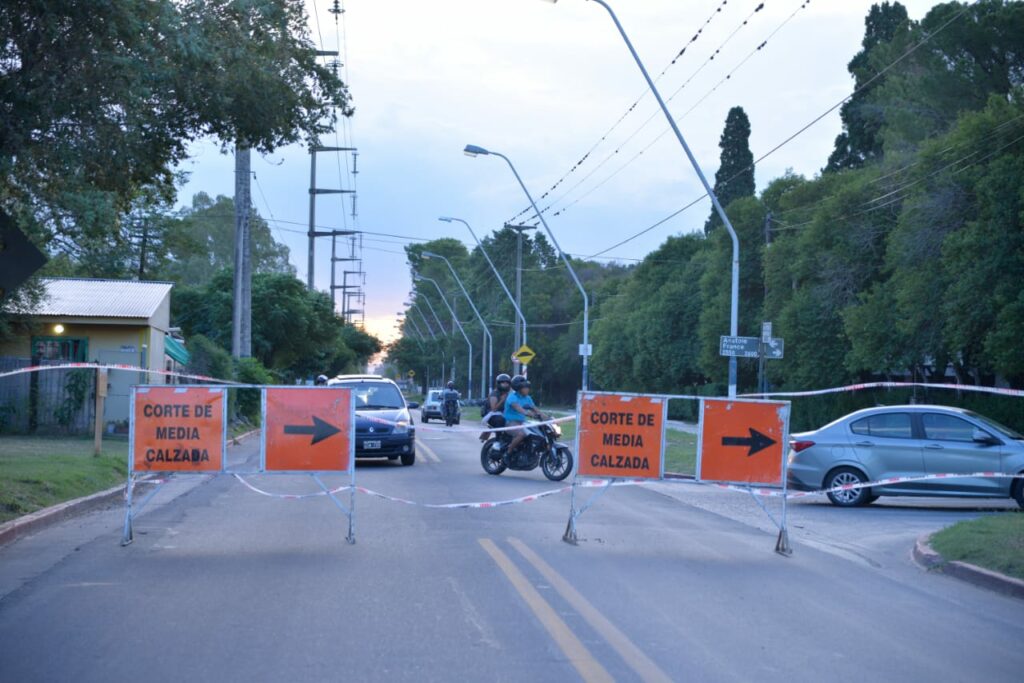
[0,482,131,548]
[913,534,1024,600]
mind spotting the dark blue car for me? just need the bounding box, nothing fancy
[327,375,416,466]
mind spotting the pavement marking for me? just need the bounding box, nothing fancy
[509,537,673,683]
[417,439,442,463]
[478,538,613,683]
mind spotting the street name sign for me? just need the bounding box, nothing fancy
[719,335,760,358]
[131,386,226,472]
[263,387,354,471]
[697,398,790,485]
[577,393,666,479]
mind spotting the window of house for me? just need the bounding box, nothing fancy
[32,336,89,362]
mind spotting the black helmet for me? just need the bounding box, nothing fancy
[315,374,328,386]
[510,375,530,391]
[495,373,511,386]
[446,381,455,389]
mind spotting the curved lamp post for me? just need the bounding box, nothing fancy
[415,273,473,398]
[438,216,529,375]
[423,251,492,398]
[463,145,590,391]
[542,0,741,397]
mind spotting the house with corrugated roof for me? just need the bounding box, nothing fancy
[0,278,188,432]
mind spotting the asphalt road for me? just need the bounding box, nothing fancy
[1,413,1021,682]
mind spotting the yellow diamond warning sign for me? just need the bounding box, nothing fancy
[512,344,536,366]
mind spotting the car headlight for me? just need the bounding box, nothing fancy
[394,420,409,434]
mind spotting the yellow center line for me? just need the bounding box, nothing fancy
[478,539,614,683]
[416,438,442,463]
[509,537,673,683]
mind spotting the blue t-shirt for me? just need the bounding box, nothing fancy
[504,392,536,424]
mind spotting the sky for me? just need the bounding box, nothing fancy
[174,0,943,346]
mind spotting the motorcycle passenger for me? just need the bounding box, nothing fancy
[504,375,544,456]
[442,381,460,423]
[480,373,512,441]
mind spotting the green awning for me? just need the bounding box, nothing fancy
[165,335,190,365]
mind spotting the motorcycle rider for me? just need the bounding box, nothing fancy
[503,375,545,456]
[480,373,512,441]
[442,380,460,423]
[314,374,329,386]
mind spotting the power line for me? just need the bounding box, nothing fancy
[585,3,969,259]
[505,0,764,225]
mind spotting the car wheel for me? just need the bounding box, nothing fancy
[824,467,872,507]
[400,451,415,466]
[1012,477,1024,510]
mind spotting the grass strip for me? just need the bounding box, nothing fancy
[930,513,1024,581]
[0,437,129,523]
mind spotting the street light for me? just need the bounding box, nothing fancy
[463,144,591,391]
[438,216,529,374]
[544,0,742,397]
[422,251,493,398]
[414,273,474,399]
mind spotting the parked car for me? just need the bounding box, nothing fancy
[421,389,445,423]
[327,375,416,466]
[788,404,1024,507]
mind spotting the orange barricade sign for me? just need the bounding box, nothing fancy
[698,398,790,485]
[577,393,666,479]
[263,387,353,472]
[132,387,225,472]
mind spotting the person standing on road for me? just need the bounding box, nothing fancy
[504,375,544,455]
[480,373,512,441]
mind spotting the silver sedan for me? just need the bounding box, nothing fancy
[787,404,1024,507]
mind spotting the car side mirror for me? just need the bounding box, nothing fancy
[406,401,420,409]
[972,428,999,446]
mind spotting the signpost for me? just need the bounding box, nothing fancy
[565,391,667,543]
[697,397,793,555]
[721,325,784,394]
[263,387,353,471]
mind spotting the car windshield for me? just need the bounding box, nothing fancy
[428,391,442,402]
[334,382,405,410]
[964,410,1024,440]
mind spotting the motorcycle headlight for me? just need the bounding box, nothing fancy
[552,422,562,438]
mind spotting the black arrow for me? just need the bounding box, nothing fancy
[284,416,341,445]
[722,428,776,457]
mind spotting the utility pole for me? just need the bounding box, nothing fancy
[306,145,356,292]
[233,141,251,358]
[506,224,537,376]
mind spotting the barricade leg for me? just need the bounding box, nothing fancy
[121,475,135,546]
[312,475,355,546]
[775,481,793,556]
[563,478,617,545]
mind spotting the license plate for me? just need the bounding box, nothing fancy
[363,440,381,450]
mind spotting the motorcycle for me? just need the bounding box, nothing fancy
[480,419,574,482]
[442,396,461,427]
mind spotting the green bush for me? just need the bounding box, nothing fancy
[234,356,274,423]
[185,334,233,382]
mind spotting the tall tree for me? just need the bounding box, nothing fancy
[705,106,755,234]
[825,2,910,172]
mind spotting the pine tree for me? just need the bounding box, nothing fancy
[705,106,755,235]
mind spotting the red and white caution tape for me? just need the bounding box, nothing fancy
[0,362,239,385]
[741,381,1024,399]
[224,471,1024,505]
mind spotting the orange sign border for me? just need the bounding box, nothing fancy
[575,392,667,480]
[130,386,227,473]
[696,398,791,485]
[261,386,355,473]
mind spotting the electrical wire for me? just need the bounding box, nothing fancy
[584,3,970,259]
